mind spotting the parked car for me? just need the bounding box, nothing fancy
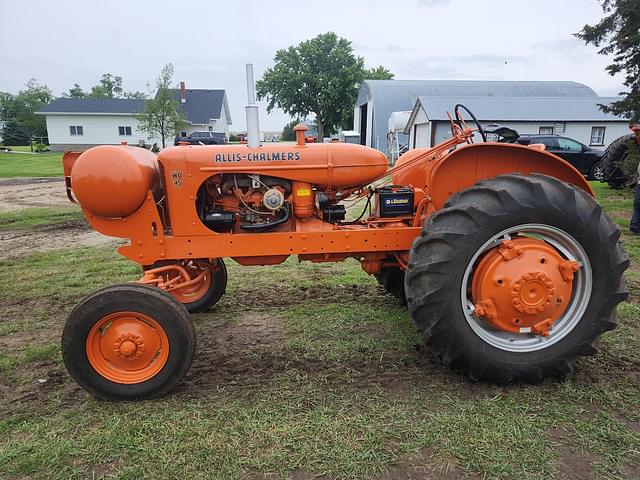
[516,134,604,180]
[174,131,227,146]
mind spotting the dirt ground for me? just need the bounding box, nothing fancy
[0,178,114,258]
[0,177,69,212]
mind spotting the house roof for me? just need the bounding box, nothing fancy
[37,98,146,114]
[37,89,232,125]
[403,95,626,133]
[169,89,228,124]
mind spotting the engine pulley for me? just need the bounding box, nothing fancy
[263,188,285,211]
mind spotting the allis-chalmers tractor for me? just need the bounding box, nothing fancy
[60,82,629,400]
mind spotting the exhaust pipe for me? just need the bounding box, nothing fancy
[245,64,260,149]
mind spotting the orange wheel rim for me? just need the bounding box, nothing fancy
[86,311,169,384]
[170,262,212,304]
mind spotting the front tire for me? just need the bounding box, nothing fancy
[375,266,407,304]
[62,283,196,400]
[405,174,629,384]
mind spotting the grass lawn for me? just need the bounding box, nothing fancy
[0,150,63,177]
[0,181,638,479]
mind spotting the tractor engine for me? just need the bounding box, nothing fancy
[198,174,294,232]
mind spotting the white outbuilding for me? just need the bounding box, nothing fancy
[404,95,629,149]
[353,80,630,158]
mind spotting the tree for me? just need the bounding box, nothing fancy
[64,83,87,98]
[576,0,640,123]
[2,120,29,146]
[281,119,300,141]
[65,74,147,100]
[1,79,53,148]
[136,63,187,148]
[90,73,124,99]
[257,32,392,140]
[364,66,394,80]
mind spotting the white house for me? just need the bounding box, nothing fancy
[404,95,630,150]
[354,80,630,158]
[37,83,232,151]
[174,82,232,138]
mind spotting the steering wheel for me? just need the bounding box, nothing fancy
[454,104,487,143]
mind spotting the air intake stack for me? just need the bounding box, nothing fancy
[245,64,261,149]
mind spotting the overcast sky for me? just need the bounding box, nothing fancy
[0,0,624,131]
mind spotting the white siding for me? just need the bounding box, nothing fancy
[45,114,160,146]
[423,120,630,149]
[177,108,231,138]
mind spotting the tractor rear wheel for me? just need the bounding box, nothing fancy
[62,283,196,400]
[405,174,629,384]
[375,267,407,304]
[600,134,635,188]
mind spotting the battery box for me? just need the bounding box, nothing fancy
[378,186,414,218]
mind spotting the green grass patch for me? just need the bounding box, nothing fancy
[22,343,60,363]
[0,206,82,231]
[0,151,63,177]
[0,246,139,302]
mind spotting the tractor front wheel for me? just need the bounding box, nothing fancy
[62,283,196,400]
[148,259,227,313]
[405,174,629,384]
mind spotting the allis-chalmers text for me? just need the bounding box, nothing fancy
[215,152,301,163]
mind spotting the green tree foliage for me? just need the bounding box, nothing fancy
[364,66,394,80]
[0,79,53,147]
[90,73,124,99]
[64,74,147,100]
[257,32,393,140]
[281,119,301,141]
[576,0,640,123]
[64,83,87,98]
[136,63,187,148]
[2,120,30,146]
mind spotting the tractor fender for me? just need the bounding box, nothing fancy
[428,143,593,210]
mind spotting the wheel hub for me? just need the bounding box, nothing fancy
[114,333,145,359]
[471,237,580,336]
[511,272,555,314]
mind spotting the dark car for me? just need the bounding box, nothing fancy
[516,134,604,179]
[174,131,227,146]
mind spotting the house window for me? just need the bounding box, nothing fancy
[208,126,213,132]
[590,126,606,146]
[539,126,554,135]
[69,125,83,136]
[118,126,132,136]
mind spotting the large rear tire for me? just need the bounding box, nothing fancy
[405,174,629,384]
[62,283,196,400]
[600,134,635,188]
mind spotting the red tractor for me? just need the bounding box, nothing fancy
[60,99,629,400]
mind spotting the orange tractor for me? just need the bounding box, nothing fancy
[60,98,629,400]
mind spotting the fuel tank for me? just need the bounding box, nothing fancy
[71,145,160,218]
[160,142,389,190]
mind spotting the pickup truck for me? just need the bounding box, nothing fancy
[174,131,227,146]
